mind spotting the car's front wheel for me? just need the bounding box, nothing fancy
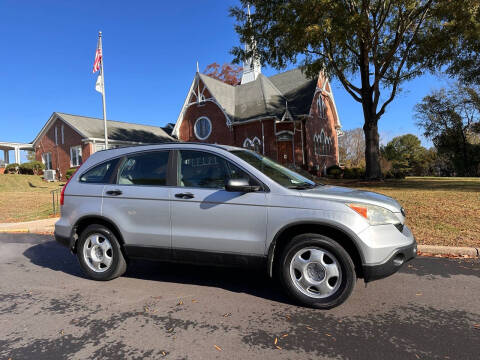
[76,224,127,281]
[279,234,356,309]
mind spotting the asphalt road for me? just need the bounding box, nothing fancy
[0,234,479,360]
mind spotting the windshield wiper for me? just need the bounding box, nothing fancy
[288,183,317,190]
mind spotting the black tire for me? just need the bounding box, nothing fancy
[278,233,356,309]
[76,224,127,281]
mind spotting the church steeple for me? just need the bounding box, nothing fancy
[240,4,261,84]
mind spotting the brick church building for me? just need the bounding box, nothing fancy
[173,49,342,175]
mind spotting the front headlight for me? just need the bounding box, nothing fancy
[347,203,400,226]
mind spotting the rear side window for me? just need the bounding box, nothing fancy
[118,151,169,186]
[79,158,119,184]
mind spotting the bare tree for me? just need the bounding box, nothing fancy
[338,128,366,168]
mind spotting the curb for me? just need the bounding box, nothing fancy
[418,245,479,258]
[0,229,29,233]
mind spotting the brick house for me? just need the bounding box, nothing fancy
[173,63,342,175]
[32,112,173,180]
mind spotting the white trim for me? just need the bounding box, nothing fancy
[193,116,212,140]
[42,152,52,170]
[243,138,253,148]
[173,74,233,139]
[275,130,294,136]
[32,112,88,147]
[69,145,82,167]
[172,75,197,138]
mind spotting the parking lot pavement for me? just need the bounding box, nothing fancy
[0,234,479,360]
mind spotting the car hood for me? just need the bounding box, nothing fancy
[299,185,402,213]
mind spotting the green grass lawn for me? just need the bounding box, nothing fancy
[0,174,64,223]
[0,174,478,248]
[324,177,480,248]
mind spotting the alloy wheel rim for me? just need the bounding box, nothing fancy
[289,247,342,299]
[83,233,113,273]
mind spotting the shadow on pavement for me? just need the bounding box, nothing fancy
[399,256,480,278]
[20,234,291,305]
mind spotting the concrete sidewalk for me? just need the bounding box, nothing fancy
[0,217,58,234]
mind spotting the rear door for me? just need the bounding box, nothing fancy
[102,150,172,258]
[170,149,267,261]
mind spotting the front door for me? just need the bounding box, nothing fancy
[277,141,293,166]
[170,149,267,262]
[102,150,172,257]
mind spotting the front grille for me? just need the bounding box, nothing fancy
[394,223,404,233]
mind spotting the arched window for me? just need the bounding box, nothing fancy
[243,138,253,150]
[317,94,326,119]
[243,137,262,153]
[194,117,212,140]
[313,134,320,155]
[252,137,262,153]
[320,131,325,155]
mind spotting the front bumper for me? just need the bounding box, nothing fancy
[363,241,417,282]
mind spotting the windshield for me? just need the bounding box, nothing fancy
[230,150,319,189]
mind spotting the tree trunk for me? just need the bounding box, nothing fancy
[363,121,382,179]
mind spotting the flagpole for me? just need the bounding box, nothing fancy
[98,31,108,149]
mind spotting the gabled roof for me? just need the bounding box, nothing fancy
[33,112,174,145]
[198,74,236,117]
[202,68,317,122]
[173,67,333,137]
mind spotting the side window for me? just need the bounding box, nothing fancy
[80,158,119,183]
[178,150,255,189]
[118,151,169,186]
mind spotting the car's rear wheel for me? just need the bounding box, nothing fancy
[77,224,127,281]
[278,233,356,309]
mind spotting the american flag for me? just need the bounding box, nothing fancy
[92,40,102,73]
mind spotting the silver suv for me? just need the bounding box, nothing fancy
[55,143,416,308]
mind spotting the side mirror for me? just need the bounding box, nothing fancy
[225,178,261,193]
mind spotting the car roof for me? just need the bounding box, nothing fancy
[88,142,245,164]
[98,141,242,152]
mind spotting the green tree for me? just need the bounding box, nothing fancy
[381,134,430,175]
[26,151,36,162]
[230,0,457,179]
[415,84,480,176]
[423,1,480,85]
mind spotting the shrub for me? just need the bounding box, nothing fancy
[393,169,407,179]
[5,163,19,174]
[326,165,342,176]
[383,169,406,179]
[19,163,34,175]
[328,168,343,179]
[18,161,45,175]
[65,168,77,180]
[30,161,45,175]
[343,167,365,179]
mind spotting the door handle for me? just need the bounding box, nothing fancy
[106,190,122,196]
[175,192,194,199]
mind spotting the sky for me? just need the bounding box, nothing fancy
[0,0,453,159]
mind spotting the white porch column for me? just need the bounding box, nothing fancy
[14,146,20,164]
[3,150,9,164]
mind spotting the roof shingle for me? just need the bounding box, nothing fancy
[55,112,174,143]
